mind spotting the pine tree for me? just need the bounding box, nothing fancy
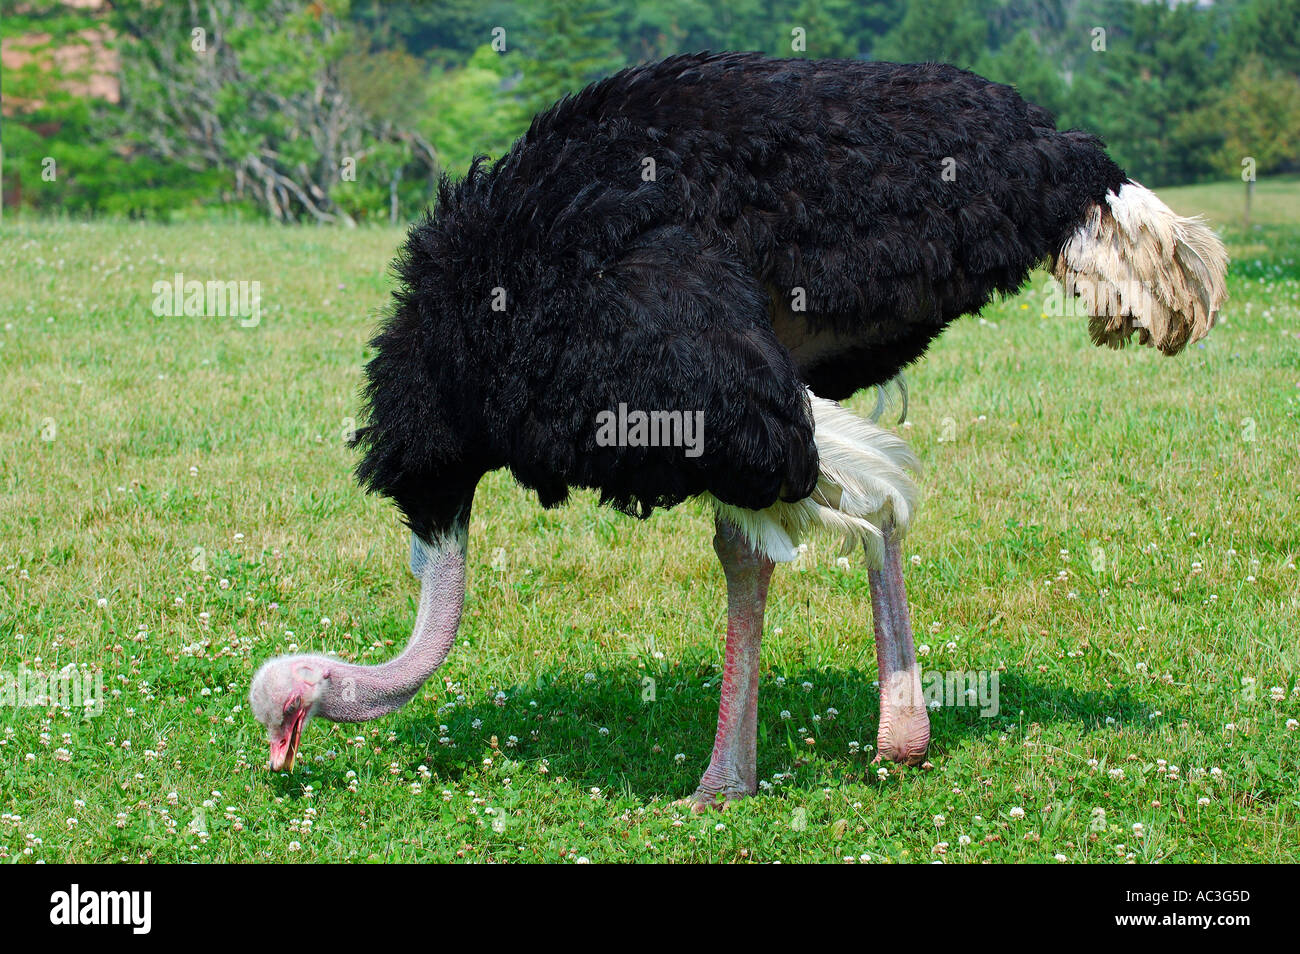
[514,0,626,118]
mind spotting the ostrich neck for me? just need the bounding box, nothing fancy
[321,537,466,722]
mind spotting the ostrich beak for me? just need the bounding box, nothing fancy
[268,706,308,772]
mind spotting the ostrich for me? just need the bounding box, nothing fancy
[251,52,1227,807]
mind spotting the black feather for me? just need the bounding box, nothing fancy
[355,52,1126,537]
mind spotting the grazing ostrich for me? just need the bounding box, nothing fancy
[251,52,1227,807]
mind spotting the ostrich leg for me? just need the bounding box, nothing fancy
[869,517,929,764]
[680,517,774,811]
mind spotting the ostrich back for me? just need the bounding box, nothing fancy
[356,52,1126,537]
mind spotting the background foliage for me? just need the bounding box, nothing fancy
[3,0,1299,221]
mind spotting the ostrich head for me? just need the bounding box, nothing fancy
[249,655,331,771]
[246,532,470,772]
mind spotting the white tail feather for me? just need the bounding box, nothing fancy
[709,391,920,566]
[1054,180,1228,354]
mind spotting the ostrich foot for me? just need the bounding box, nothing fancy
[672,787,749,813]
[676,760,756,812]
[874,703,931,765]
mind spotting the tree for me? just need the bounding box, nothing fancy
[1209,58,1300,224]
[3,1,119,217]
[1228,0,1300,76]
[785,0,858,59]
[976,28,1069,120]
[348,0,510,64]
[424,44,528,176]
[107,0,438,224]
[512,0,625,118]
[1065,0,1229,185]
[873,0,989,68]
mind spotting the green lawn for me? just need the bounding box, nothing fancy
[1,180,1297,863]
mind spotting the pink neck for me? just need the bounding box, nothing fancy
[320,540,465,722]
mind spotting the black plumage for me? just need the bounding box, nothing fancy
[354,52,1127,539]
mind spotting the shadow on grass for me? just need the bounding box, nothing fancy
[284,663,1167,801]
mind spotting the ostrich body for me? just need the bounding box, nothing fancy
[251,53,1227,804]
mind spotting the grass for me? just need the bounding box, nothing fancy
[1,178,1297,864]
